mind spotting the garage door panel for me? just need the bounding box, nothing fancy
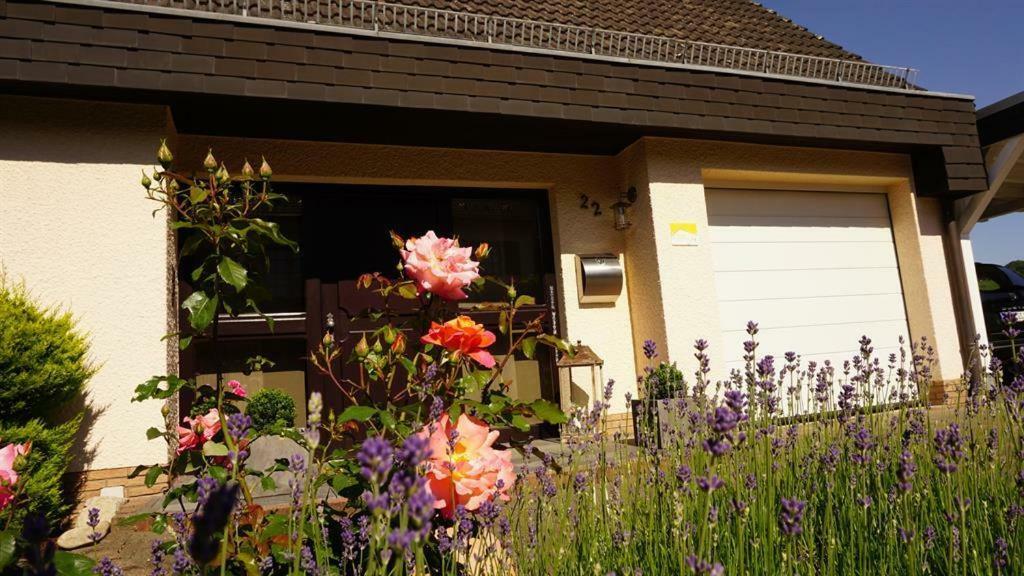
[720,320,909,364]
[714,268,905,301]
[717,293,909,331]
[707,188,910,399]
[711,242,899,271]
[707,189,890,218]
[708,216,894,243]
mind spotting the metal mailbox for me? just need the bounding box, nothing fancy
[575,254,623,304]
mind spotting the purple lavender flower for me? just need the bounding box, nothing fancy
[196,476,219,507]
[897,450,916,493]
[171,548,191,576]
[709,406,739,434]
[87,507,102,544]
[93,557,124,576]
[676,464,692,485]
[288,452,306,475]
[696,474,724,493]
[226,412,251,443]
[723,389,747,415]
[300,544,318,575]
[933,423,964,473]
[643,339,658,359]
[357,436,393,481]
[685,555,725,576]
[703,436,731,457]
[779,497,806,536]
[994,537,1009,570]
[149,540,167,576]
[397,433,430,467]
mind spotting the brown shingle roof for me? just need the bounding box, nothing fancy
[403,0,864,61]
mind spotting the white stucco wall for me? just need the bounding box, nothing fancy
[0,95,172,471]
[615,137,966,384]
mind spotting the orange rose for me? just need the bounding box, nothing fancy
[420,316,497,368]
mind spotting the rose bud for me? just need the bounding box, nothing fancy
[215,164,230,185]
[474,242,491,261]
[203,149,217,172]
[391,332,407,355]
[240,159,255,180]
[355,335,370,358]
[157,140,174,168]
[389,230,405,250]
[259,156,272,180]
[141,171,152,189]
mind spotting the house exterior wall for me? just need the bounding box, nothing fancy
[0,93,967,478]
[0,95,173,472]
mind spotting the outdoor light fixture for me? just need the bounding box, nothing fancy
[612,186,638,230]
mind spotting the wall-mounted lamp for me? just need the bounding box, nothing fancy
[612,186,638,231]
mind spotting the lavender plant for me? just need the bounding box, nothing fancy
[501,321,1024,576]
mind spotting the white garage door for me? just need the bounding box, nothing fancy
[707,188,910,378]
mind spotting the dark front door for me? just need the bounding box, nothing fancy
[300,185,562,437]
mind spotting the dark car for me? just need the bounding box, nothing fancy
[976,263,1024,362]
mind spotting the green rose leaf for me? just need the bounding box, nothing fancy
[217,256,248,292]
[144,465,164,488]
[538,334,574,354]
[189,186,209,205]
[53,551,96,576]
[261,475,277,492]
[146,427,164,440]
[337,405,378,423]
[202,441,230,457]
[182,291,218,332]
[521,336,538,359]
[0,531,15,570]
[529,399,568,424]
[514,295,536,308]
[511,414,531,432]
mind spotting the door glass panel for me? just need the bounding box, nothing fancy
[193,338,308,426]
[452,196,549,302]
[255,197,305,313]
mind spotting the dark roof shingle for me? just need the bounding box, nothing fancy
[404,0,864,61]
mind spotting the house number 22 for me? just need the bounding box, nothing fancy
[579,194,602,216]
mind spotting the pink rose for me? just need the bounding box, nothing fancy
[176,409,222,455]
[0,441,30,512]
[227,380,247,398]
[401,231,480,301]
[417,414,514,518]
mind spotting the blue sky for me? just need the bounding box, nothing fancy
[761,0,1024,265]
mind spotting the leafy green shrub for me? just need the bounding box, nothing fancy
[0,416,80,526]
[643,361,685,400]
[245,388,295,432]
[0,281,93,424]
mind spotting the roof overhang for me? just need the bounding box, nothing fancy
[962,92,1024,226]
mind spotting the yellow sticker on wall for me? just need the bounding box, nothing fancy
[670,222,699,246]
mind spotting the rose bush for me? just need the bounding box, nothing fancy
[120,145,571,576]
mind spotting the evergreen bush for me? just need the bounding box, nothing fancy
[0,281,93,424]
[0,417,80,526]
[245,388,296,432]
[0,278,92,528]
